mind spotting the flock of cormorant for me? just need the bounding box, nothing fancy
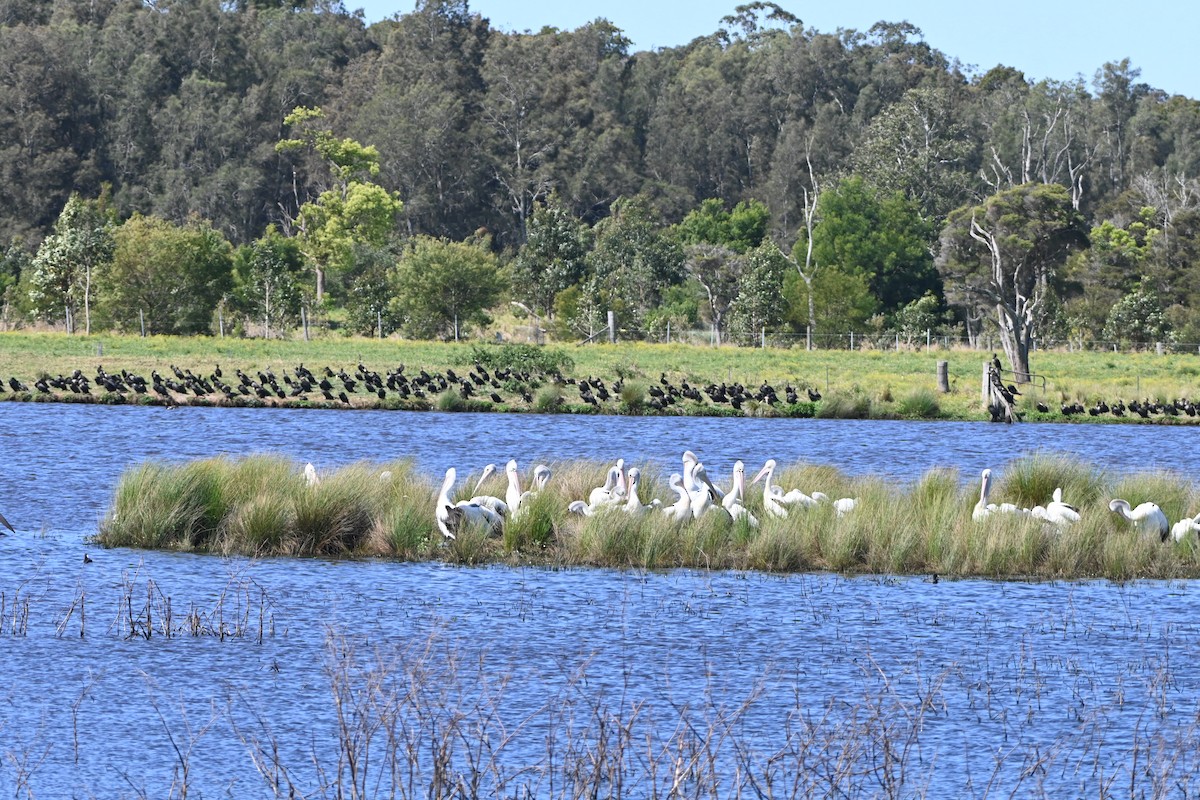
[0,362,828,414]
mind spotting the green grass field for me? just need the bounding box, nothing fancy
[0,331,1197,421]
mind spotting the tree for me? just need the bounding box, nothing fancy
[232,226,304,338]
[1102,280,1170,348]
[585,196,684,330]
[28,193,115,334]
[854,85,978,220]
[99,213,232,335]
[937,183,1088,379]
[276,106,403,303]
[391,235,503,339]
[727,242,788,343]
[810,176,938,314]
[683,243,744,344]
[510,196,591,318]
[676,198,770,253]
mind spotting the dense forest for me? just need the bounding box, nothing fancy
[1,0,1198,372]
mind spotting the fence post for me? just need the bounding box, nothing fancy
[981,361,990,408]
[926,329,931,350]
[895,332,899,352]
[378,310,383,340]
[806,325,811,351]
[140,309,146,338]
[454,313,459,342]
[607,310,615,343]
[850,331,854,350]
[937,360,949,393]
[301,307,309,342]
[666,320,670,344]
[761,327,766,348]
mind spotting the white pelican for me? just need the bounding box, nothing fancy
[832,497,859,517]
[1032,487,1080,529]
[661,473,692,522]
[435,467,503,539]
[532,464,552,492]
[683,451,725,502]
[613,458,627,499]
[568,500,597,517]
[721,461,759,527]
[504,459,524,514]
[687,461,722,519]
[750,459,822,519]
[0,510,12,534]
[379,470,393,482]
[621,468,660,516]
[1109,498,1170,542]
[304,462,319,487]
[972,469,993,521]
[588,466,623,508]
[970,469,1028,520]
[1170,513,1200,542]
[465,464,509,515]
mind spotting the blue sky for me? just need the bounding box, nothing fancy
[348,0,1199,99]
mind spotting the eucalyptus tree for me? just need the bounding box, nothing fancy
[510,195,591,319]
[0,22,100,242]
[232,226,304,338]
[275,106,403,303]
[336,0,491,239]
[854,85,979,221]
[937,183,1088,379]
[28,193,115,334]
[584,196,684,331]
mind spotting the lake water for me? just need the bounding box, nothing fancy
[1,403,1199,797]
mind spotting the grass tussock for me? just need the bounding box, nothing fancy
[96,454,1200,581]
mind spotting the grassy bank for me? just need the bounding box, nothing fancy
[2,331,1199,421]
[96,454,1200,580]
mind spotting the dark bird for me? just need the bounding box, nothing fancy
[806,387,821,402]
[83,553,92,564]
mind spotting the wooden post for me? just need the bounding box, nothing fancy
[806,325,811,351]
[981,362,990,408]
[302,307,309,342]
[761,327,766,348]
[607,311,615,343]
[140,309,146,338]
[937,361,949,393]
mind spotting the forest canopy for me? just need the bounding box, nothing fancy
[1,0,1198,354]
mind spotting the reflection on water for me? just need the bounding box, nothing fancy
[0,403,1198,795]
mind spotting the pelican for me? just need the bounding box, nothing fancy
[683,451,724,502]
[568,500,597,517]
[0,510,12,534]
[687,460,721,519]
[1170,513,1200,542]
[621,468,660,516]
[750,459,821,519]
[532,464,552,492]
[832,497,859,517]
[1109,498,1170,542]
[465,463,509,516]
[435,467,503,539]
[304,462,319,487]
[661,473,692,522]
[972,469,993,521]
[588,466,623,508]
[721,461,759,527]
[1032,487,1080,529]
[613,458,627,499]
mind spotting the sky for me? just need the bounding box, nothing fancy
[348,0,1199,99]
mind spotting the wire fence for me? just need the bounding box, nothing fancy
[550,323,1200,355]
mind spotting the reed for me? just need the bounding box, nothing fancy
[96,454,1200,580]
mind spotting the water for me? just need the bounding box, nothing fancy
[1,403,1199,797]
